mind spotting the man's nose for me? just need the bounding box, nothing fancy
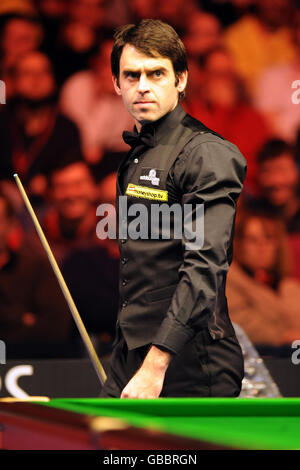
[138,74,150,93]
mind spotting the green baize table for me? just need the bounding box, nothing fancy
[0,398,299,449]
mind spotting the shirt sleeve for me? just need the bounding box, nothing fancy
[152,136,247,355]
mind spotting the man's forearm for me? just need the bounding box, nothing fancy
[143,345,172,373]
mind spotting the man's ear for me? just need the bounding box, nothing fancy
[112,75,122,96]
[176,70,188,94]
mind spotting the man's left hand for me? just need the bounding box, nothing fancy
[121,345,171,399]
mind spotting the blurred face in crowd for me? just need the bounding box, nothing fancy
[184,12,221,58]
[68,0,105,28]
[129,0,159,19]
[0,199,13,253]
[258,153,299,207]
[113,44,187,130]
[204,50,238,107]
[236,217,279,272]
[51,163,96,221]
[2,19,42,62]
[14,51,55,102]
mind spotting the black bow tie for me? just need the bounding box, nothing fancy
[122,127,155,148]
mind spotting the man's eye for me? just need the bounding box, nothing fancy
[126,72,138,79]
[153,70,162,77]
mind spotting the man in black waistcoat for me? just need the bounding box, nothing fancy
[100,19,247,398]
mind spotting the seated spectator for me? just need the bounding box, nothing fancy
[37,157,99,263]
[52,0,108,85]
[199,0,256,28]
[245,139,300,278]
[184,48,270,195]
[183,11,222,64]
[0,50,83,202]
[62,171,119,356]
[0,13,43,99]
[254,6,300,143]
[226,211,300,351]
[156,0,198,34]
[0,189,72,359]
[60,39,133,167]
[224,0,298,96]
[246,140,300,230]
[128,0,159,22]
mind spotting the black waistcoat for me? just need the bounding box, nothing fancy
[116,107,234,350]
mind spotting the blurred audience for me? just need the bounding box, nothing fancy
[184,48,270,194]
[156,0,198,34]
[0,14,43,98]
[183,11,222,64]
[0,0,299,358]
[37,157,99,263]
[0,50,82,202]
[0,189,71,358]
[62,172,119,356]
[226,211,300,349]
[60,39,133,167]
[224,0,298,96]
[246,140,300,232]
[254,6,300,144]
[51,0,109,85]
[245,139,300,279]
[200,0,256,27]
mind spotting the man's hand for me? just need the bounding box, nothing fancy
[121,345,171,399]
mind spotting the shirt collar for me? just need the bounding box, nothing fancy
[123,104,186,148]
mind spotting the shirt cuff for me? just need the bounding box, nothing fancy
[152,316,195,355]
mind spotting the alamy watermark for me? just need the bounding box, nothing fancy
[96,196,205,250]
[291,80,300,104]
[0,80,6,104]
[0,340,6,364]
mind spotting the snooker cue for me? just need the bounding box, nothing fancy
[13,173,107,386]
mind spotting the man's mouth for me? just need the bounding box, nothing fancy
[134,101,155,104]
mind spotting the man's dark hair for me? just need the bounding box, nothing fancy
[257,139,296,165]
[111,19,188,98]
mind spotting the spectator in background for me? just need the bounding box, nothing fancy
[224,0,298,96]
[0,50,82,202]
[246,140,300,231]
[156,0,198,34]
[226,211,300,351]
[254,6,300,144]
[62,171,120,357]
[183,11,222,64]
[245,139,300,279]
[39,157,99,262]
[0,189,71,359]
[60,39,133,169]
[128,0,159,22]
[35,0,68,59]
[200,0,256,28]
[0,14,43,99]
[184,48,269,195]
[53,0,108,85]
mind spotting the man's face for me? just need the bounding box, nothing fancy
[113,44,187,128]
[51,163,96,221]
[258,154,299,207]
